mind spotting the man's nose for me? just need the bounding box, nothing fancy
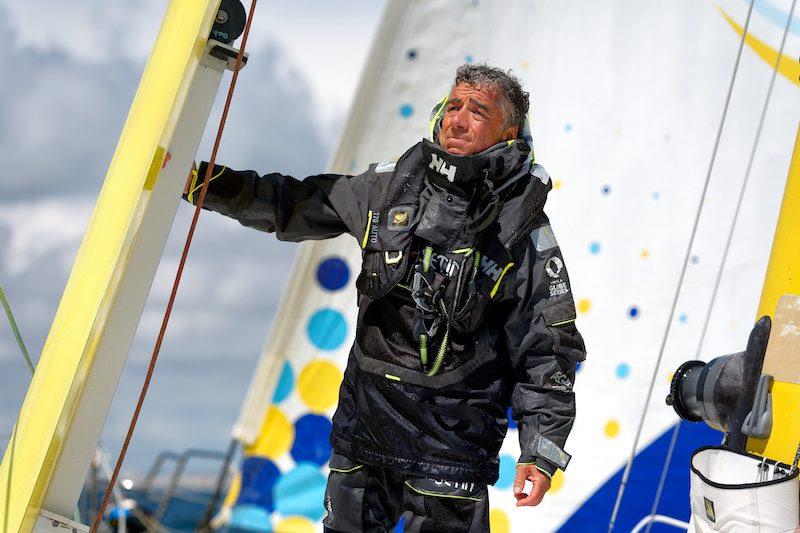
[451,106,468,130]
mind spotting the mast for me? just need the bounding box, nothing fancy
[0,1,241,531]
[747,124,800,464]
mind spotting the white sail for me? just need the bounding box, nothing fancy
[222,1,800,531]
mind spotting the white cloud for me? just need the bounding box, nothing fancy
[0,197,93,274]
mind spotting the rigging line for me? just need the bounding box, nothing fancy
[606,1,757,530]
[0,283,34,375]
[643,1,798,529]
[644,423,681,533]
[89,1,259,530]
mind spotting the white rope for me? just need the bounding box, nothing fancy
[642,2,798,530]
[606,2,757,530]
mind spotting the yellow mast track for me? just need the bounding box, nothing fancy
[0,1,225,531]
[748,125,800,464]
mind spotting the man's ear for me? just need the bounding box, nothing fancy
[502,125,520,141]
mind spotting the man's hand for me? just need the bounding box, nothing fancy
[513,464,550,507]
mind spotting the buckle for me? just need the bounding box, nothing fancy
[384,250,403,264]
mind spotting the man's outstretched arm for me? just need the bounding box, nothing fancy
[182,161,377,243]
[503,214,586,507]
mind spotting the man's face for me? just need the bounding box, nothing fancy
[438,83,519,156]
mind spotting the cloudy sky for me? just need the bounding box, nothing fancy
[0,0,385,478]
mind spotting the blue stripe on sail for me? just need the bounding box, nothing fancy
[558,421,721,532]
[745,0,800,36]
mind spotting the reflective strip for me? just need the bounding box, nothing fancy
[361,210,374,249]
[374,162,396,173]
[419,334,428,367]
[403,481,483,502]
[549,318,576,327]
[489,262,515,298]
[531,224,558,252]
[451,247,473,255]
[385,374,401,382]
[535,435,571,469]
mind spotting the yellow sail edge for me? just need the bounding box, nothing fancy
[0,1,222,531]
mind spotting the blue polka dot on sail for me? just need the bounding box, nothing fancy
[228,504,272,532]
[679,313,688,323]
[237,457,281,511]
[273,463,327,520]
[465,54,474,63]
[691,255,700,264]
[307,308,347,351]
[628,306,640,319]
[589,242,601,255]
[291,414,333,466]
[564,123,572,132]
[399,104,414,118]
[602,185,611,195]
[507,407,517,429]
[317,257,350,291]
[406,49,417,60]
[272,362,294,404]
[652,191,660,200]
[616,363,630,379]
[496,454,517,489]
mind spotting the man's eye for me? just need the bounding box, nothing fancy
[447,105,458,112]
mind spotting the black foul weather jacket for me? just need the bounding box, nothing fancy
[185,136,586,484]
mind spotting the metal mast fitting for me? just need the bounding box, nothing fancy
[0,1,247,531]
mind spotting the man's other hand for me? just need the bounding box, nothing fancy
[513,464,550,507]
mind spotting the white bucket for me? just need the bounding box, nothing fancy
[689,446,799,532]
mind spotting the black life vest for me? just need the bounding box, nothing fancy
[354,138,551,385]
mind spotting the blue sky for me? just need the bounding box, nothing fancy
[0,0,385,478]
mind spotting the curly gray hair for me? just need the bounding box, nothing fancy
[453,63,530,133]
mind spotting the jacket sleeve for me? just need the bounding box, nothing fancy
[182,161,375,243]
[502,214,587,478]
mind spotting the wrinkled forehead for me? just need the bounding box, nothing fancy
[448,82,503,108]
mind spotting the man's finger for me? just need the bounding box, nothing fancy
[515,477,547,507]
[184,162,197,196]
[529,476,548,505]
[512,468,528,495]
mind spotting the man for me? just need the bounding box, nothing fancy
[184,64,585,532]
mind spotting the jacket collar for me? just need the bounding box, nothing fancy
[414,138,549,251]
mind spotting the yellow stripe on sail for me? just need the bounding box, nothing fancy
[718,6,800,88]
